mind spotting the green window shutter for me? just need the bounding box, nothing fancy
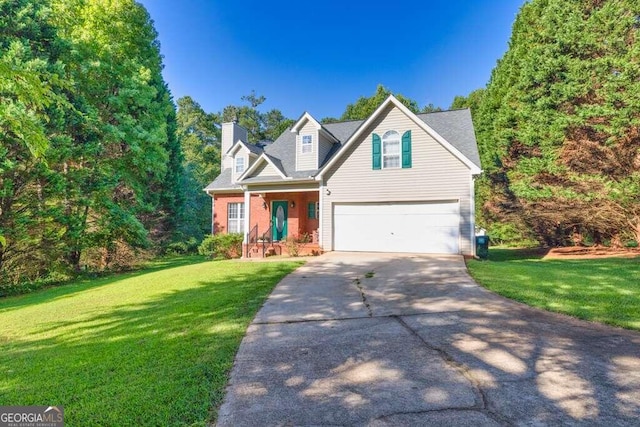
[372,133,381,170]
[307,202,316,219]
[402,130,412,168]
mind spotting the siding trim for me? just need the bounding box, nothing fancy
[318,180,324,247]
[470,176,476,256]
[238,153,287,180]
[291,112,322,132]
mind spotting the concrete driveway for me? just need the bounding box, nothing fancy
[217,252,640,426]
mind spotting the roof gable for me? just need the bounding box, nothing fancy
[227,139,263,157]
[238,152,287,181]
[291,112,322,133]
[317,96,482,177]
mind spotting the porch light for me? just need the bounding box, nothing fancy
[290,201,295,208]
[326,189,331,196]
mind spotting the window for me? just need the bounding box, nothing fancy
[373,130,411,170]
[307,202,319,219]
[227,202,245,233]
[382,130,400,168]
[301,134,313,153]
[235,157,245,174]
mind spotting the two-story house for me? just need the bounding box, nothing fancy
[204,95,482,257]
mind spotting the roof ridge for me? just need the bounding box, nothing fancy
[322,118,365,125]
[416,108,470,116]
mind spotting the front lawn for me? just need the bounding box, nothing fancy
[0,256,302,426]
[467,249,640,330]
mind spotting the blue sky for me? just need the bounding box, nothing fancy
[138,0,527,120]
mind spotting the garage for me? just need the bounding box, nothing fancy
[333,202,460,254]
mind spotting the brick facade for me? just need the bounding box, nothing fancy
[212,194,244,234]
[213,192,319,241]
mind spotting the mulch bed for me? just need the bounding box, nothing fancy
[543,246,640,260]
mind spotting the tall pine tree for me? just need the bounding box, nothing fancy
[476,0,640,245]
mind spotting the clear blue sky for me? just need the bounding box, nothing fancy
[138,0,527,120]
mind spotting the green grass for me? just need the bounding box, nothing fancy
[0,256,302,426]
[467,249,640,330]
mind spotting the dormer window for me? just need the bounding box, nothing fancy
[301,134,313,153]
[235,157,245,174]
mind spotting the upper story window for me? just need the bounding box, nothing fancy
[301,134,313,153]
[235,156,245,174]
[382,130,401,169]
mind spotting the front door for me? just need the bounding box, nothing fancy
[272,201,288,241]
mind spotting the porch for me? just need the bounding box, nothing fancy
[243,190,321,258]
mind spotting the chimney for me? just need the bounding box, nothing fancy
[221,122,249,170]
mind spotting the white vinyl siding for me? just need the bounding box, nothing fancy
[296,120,317,171]
[322,105,474,255]
[247,160,281,180]
[227,202,245,233]
[318,132,335,168]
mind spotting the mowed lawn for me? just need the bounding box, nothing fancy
[0,257,302,426]
[467,249,640,330]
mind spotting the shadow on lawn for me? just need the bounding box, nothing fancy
[0,262,299,426]
[0,255,211,312]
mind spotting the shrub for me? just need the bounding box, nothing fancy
[81,240,151,272]
[283,233,311,257]
[486,223,538,247]
[198,233,243,259]
[0,270,73,297]
[164,237,200,255]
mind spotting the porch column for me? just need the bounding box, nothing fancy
[243,191,250,244]
[318,182,324,248]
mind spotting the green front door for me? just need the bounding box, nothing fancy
[272,201,288,241]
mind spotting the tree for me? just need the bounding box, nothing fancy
[340,85,422,121]
[221,91,293,143]
[176,96,220,238]
[421,103,443,113]
[475,0,640,246]
[48,0,178,269]
[0,0,69,279]
[450,89,485,114]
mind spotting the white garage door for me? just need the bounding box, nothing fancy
[333,202,460,254]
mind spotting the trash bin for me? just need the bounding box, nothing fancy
[476,235,489,259]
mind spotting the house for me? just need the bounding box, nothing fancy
[204,95,482,257]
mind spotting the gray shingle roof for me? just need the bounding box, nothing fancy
[204,168,241,191]
[227,140,264,156]
[417,109,481,168]
[205,108,480,191]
